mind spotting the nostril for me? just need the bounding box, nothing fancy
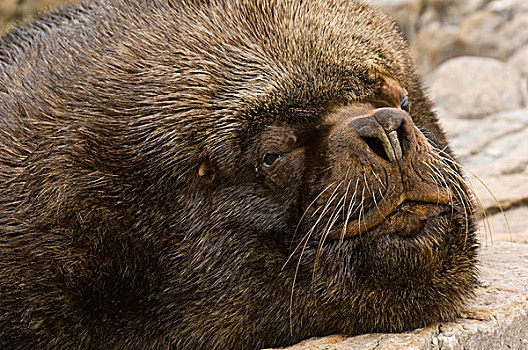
[348,111,408,163]
[396,122,407,154]
[363,137,391,162]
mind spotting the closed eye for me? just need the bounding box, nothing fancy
[262,152,284,168]
[400,95,410,114]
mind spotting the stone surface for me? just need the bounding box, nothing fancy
[419,0,487,26]
[428,57,526,119]
[439,109,528,210]
[366,0,422,40]
[509,45,528,77]
[479,206,528,245]
[453,4,528,61]
[0,0,70,33]
[455,10,509,60]
[410,23,459,75]
[487,0,528,15]
[411,0,528,72]
[272,243,528,350]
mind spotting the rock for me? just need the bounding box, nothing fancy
[272,243,528,350]
[508,45,528,76]
[0,0,70,34]
[366,0,422,41]
[439,108,528,210]
[408,0,528,72]
[455,9,528,61]
[0,0,17,19]
[486,0,528,13]
[455,10,510,60]
[419,0,487,26]
[427,57,526,119]
[409,0,528,70]
[410,23,459,75]
[0,0,18,33]
[467,173,528,213]
[479,206,528,244]
[442,109,528,162]
[13,0,68,16]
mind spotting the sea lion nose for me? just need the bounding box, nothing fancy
[349,109,405,163]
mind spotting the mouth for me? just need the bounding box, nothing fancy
[379,200,452,237]
[327,187,453,240]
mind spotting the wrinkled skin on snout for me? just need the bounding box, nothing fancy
[0,0,478,349]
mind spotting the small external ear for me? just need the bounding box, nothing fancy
[380,75,408,108]
[198,161,216,184]
[363,60,408,108]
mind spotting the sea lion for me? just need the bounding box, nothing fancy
[0,0,478,349]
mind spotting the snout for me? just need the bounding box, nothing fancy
[318,105,453,239]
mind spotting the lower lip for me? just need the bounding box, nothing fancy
[331,201,451,240]
[377,202,451,237]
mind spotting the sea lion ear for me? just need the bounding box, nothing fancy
[198,160,216,184]
[363,60,408,107]
[380,75,408,109]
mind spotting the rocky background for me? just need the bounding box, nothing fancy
[0,0,71,33]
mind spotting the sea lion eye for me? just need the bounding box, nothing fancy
[400,95,410,114]
[262,151,284,168]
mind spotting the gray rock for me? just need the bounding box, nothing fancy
[428,57,526,119]
[0,0,70,34]
[271,243,528,350]
[419,0,487,27]
[469,173,528,214]
[440,108,528,210]
[479,206,528,245]
[410,23,459,75]
[365,0,422,40]
[455,8,528,61]
[486,0,528,13]
[407,0,528,71]
[455,10,510,60]
[442,109,528,162]
[508,45,528,77]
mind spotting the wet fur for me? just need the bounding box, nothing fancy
[0,0,478,349]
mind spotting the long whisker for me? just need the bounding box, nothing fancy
[423,158,458,226]
[371,170,386,201]
[422,161,447,205]
[443,165,493,244]
[337,178,359,262]
[341,177,359,243]
[432,149,510,242]
[341,167,352,223]
[283,182,337,270]
[425,156,473,245]
[316,190,346,259]
[371,169,386,191]
[312,197,345,284]
[357,185,366,235]
[287,181,343,335]
[363,170,382,216]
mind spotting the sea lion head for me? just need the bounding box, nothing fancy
[164,0,478,343]
[0,0,478,349]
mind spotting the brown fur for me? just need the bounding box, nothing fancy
[0,1,478,349]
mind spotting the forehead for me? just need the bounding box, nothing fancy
[168,0,410,121]
[151,0,416,164]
